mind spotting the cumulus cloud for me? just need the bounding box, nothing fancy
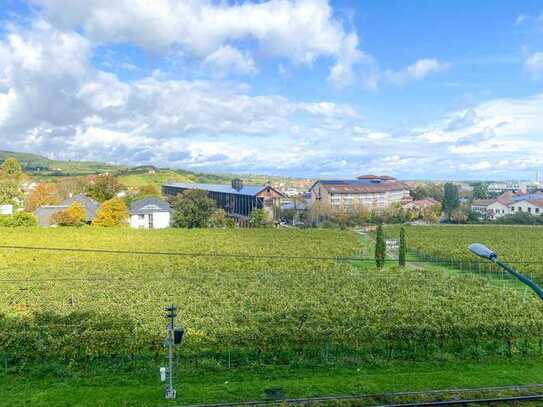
[0,20,373,174]
[384,58,449,85]
[204,45,258,76]
[29,0,364,85]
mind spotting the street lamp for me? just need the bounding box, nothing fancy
[468,243,543,302]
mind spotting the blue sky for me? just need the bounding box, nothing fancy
[0,0,542,180]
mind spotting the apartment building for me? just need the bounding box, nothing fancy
[309,175,411,210]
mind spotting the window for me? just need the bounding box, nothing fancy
[138,214,145,220]
[148,213,154,229]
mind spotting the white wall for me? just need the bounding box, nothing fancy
[487,202,509,219]
[0,205,13,215]
[510,201,543,216]
[130,212,171,229]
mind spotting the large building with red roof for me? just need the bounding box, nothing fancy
[309,175,411,210]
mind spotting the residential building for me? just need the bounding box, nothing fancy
[34,194,99,226]
[309,175,410,210]
[129,197,171,229]
[162,179,283,220]
[0,204,13,216]
[509,199,543,216]
[471,192,513,220]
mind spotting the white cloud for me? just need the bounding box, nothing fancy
[30,0,364,85]
[385,58,449,85]
[525,52,543,79]
[204,45,257,76]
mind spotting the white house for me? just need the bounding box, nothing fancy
[0,204,13,216]
[129,197,172,229]
[509,199,543,216]
[471,192,514,220]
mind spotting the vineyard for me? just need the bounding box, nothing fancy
[386,225,543,285]
[1,227,543,367]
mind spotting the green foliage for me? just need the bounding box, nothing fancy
[51,202,86,226]
[410,183,444,202]
[442,183,460,218]
[0,211,37,227]
[0,179,22,205]
[375,224,386,269]
[472,183,489,200]
[249,208,271,227]
[399,226,407,267]
[92,198,128,227]
[386,224,543,285]
[495,212,543,225]
[86,175,121,202]
[0,157,23,180]
[172,189,216,228]
[207,209,235,228]
[1,227,543,364]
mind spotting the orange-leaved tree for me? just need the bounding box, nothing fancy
[51,202,86,226]
[92,197,128,227]
[26,183,61,212]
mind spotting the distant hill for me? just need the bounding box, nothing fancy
[0,150,303,189]
[0,150,126,177]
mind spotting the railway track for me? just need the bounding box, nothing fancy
[175,384,543,407]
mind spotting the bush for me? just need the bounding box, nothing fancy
[0,212,37,227]
[51,202,86,226]
[249,208,271,227]
[172,189,216,229]
[92,198,128,227]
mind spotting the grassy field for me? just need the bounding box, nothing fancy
[2,226,543,405]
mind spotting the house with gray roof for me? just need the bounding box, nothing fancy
[34,194,99,226]
[129,197,172,229]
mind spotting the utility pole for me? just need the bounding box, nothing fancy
[164,305,177,399]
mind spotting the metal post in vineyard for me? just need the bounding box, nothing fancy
[161,305,185,400]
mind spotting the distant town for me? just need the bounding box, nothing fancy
[1,151,542,229]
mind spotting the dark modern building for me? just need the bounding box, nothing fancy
[162,179,282,219]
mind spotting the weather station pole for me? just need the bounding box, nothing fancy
[468,243,543,302]
[161,305,185,400]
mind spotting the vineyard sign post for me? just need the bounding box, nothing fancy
[162,305,185,400]
[468,243,543,302]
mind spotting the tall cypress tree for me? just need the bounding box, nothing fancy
[375,224,386,269]
[399,226,407,267]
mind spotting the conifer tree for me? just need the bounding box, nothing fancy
[375,224,386,269]
[399,226,407,267]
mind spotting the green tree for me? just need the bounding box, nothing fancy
[375,224,386,269]
[87,174,121,202]
[172,189,216,228]
[472,183,489,200]
[442,183,460,219]
[207,209,227,228]
[92,197,128,226]
[0,157,23,180]
[0,180,22,205]
[399,226,407,267]
[249,208,271,227]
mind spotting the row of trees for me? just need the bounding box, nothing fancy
[374,225,407,269]
[305,201,441,228]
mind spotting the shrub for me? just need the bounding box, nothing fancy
[51,202,86,226]
[0,212,37,227]
[92,198,128,227]
[249,208,271,227]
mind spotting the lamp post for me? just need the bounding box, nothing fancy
[468,243,543,302]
